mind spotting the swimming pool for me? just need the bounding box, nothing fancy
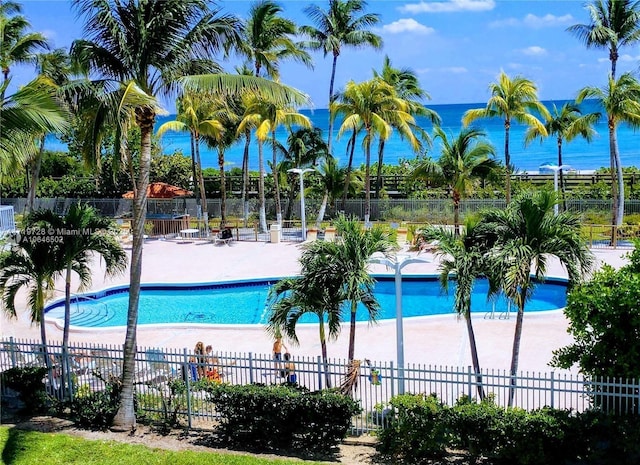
[44,276,568,328]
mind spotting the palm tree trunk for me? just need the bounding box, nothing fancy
[608,119,620,230]
[316,192,329,228]
[375,139,385,198]
[557,137,566,212]
[194,135,208,219]
[453,191,460,236]
[364,130,372,224]
[112,108,154,431]
[26,136,46,214]
[465,313,485,400]
[258,141,267,233]
[272,130,282,225]
[285,174,296,220]
[341,129,357,211]
[62,265,72,400]
[508,290,527,407]
[327,53,338,155]
[348,301,357,362]
[218,147,226,225]
[319,320,332,388]
[190,132,199,211]
[504,120,511,204]
[613,130,624,227]
[242,131,251,227]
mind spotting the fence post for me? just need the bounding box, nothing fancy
[8,337,16,368]
[249,352,254,384]
[468,366,473,399]
[550,371,555,409]
[390,361,395,399]
[184,348,192,430]
[317,356,323,390]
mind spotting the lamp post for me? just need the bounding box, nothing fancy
[369,253,430,394]
[288,168,314,241]
[540,164,570,216]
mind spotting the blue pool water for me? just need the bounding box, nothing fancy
[44,276,568,328]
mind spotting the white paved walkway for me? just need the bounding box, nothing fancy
[1,239,630,374]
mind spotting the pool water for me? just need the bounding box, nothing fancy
[44,276,568,328]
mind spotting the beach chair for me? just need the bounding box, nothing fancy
[139,349,176,384]
[210,228,233,246]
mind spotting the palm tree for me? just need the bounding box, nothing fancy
[238,96,311,229]
[412,127,497,235]
[333,214,396,361]
[577,73,640,226]
[567,0,640,79]
[267,240,345,388]
[313,155,354,227]
[333,78,419,224]
[0,215,61,369]
[242,0,312,79]
[301,0,382,153]
[29,204,127,397]
[416,218,495,400]
[524,102,600,210]
[373,55,440,197]
[26,49,75,214]
[70,0,244,431]
[478,190,594,406]
[0,1,49,99]
[157,93,224,224]
[462,71,549,204]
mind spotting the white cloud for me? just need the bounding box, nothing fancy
[523,13,574,28]
[442,66,468,73]
[490,13,574,29]
[521,46,547,56]
[381,18,435,35]
[620,53,640,62]
[399,0,495,14]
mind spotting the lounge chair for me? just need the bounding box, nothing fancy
[138,349,176,384]
[210,228,233,246]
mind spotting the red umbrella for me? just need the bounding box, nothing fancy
[122,182,193,199]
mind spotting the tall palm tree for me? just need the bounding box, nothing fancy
[157,94,224,223]
[478,190,594,406]
[242,0,312,79]
[412,127,497,235]
[70,0,244,431]
[301,0,382,153]
[577,73,640,226]
[462,71,549,204]
[333,214,396,361]
[524,102,600,210]
[333,78,420,224]
[238,96,311,229]
[373,55,440,197]
[267,240,345,388]
[26,49,75,214]
[0,1,49,99]
[29,204,127,398]
[416,218,495,400]
[567,0,640,79]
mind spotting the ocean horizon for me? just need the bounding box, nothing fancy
[48,100,639,172]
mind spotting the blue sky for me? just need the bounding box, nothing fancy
[11,0,640,110]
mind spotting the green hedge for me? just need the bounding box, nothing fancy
[204,384,360,453]
[376,393,640,465]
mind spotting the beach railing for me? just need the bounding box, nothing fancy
[2,338,639,433]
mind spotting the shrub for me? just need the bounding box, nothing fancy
[66,374,121,430]
[1,366,49,414]
[205,384,360,453]
[376,393,451,463]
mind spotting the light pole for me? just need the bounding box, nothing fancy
[369,252,430,394]
[288,168,314,241]
[540,164,570,216]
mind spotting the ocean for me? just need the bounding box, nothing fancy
[50,100,640,172]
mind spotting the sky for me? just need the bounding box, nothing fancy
[9,0,640,111]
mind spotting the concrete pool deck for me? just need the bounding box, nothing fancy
[1,239,631,374]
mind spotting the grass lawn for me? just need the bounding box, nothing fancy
[0,427,329,465]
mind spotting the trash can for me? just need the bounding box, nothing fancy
[270,224,281,243]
